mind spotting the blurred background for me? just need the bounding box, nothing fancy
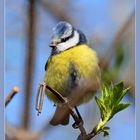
[5,0,135,140]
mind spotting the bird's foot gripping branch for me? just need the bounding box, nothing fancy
[36,81,130,140]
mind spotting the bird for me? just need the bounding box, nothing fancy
[44,21,101,127]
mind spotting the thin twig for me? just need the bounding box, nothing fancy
[5,87,19,107]
[36,83,42,112]
[36,83,46,115]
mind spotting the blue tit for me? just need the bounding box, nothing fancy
[44,21,101,126]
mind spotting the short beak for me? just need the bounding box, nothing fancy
[49,43,56,48]
[49,36,61,48]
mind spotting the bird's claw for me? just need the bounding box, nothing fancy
[72,119,84,129]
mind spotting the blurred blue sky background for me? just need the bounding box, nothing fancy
[5,0,135,140]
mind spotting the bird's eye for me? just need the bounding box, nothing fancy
[61,38,67,42]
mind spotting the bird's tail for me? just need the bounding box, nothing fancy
[50,105,70,126]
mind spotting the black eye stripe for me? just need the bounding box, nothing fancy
[61,29,74,42]
[61,38,68,42]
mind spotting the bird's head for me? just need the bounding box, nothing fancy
[50,21,87,54]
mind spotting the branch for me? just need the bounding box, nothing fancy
[5,87,43,140]
[38,0,73,23]
[99,10,135,70]
[77,82,130,140]
[98,10,135,99]
[5,86,46,140]
[5,123,40,140]
[36,82,88,136]
[36,81,130,140]
[5,87,19,107]
[23,0,36,129]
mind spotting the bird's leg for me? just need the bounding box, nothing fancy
[72,107,84,129]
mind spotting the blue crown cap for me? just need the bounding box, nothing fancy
[53,21,73,39]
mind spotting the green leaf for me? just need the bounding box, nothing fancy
[101,85,106,101]
[93,81,130,138]
[103,126,110,130]
[103,131,110,138]
[116,88,130,104]
[101,84,110,101]
[113,103,130,115]
[112,82,124,103]
[100,84,113,110]
[95,96,106,120]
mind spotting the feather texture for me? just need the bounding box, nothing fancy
[44,44,100,104]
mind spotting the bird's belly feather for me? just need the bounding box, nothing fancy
[44,45,100,104]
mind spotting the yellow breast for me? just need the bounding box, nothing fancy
[44,44,100,103]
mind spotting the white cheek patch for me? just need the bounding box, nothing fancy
[56,31,79,52]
